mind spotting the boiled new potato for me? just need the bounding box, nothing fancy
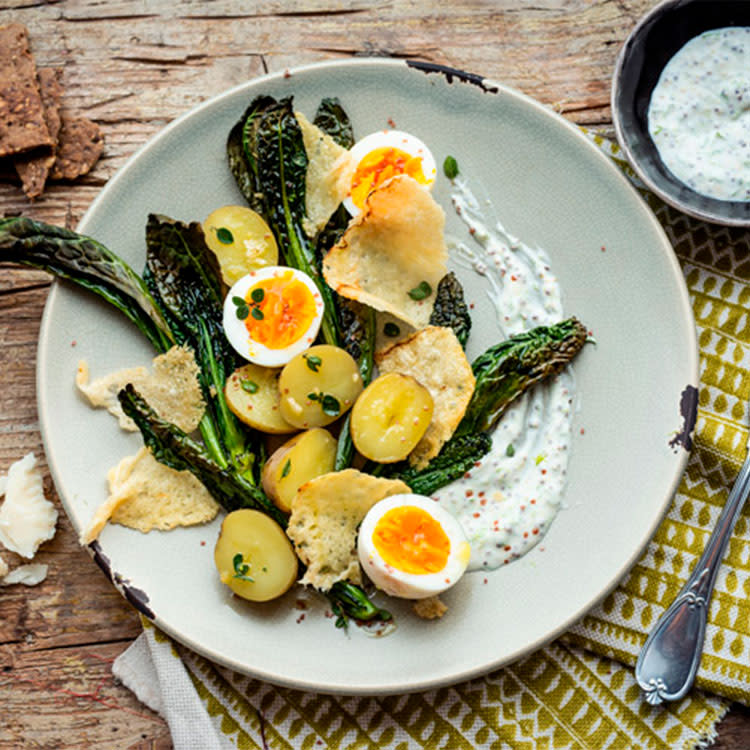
[262,428,337,513]
[350,372,434,463]
[214,509,298,602]
[278,345,363,429]
[204,205,278,284]
[225,363,296,434]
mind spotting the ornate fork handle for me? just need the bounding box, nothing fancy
[635,446,750,705]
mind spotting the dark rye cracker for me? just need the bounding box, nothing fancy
[14,67,64,199]
[0,23,54,158]
[49,114,104,181]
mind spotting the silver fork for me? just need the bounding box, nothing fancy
[635,444,750,705]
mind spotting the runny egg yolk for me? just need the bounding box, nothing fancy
[244,270,317,350]
[372,505,451,575]
[350,146,430,210]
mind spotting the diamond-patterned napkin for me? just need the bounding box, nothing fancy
[113,138,750,749]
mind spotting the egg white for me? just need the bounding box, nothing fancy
[343,129,437,215]
[222,267,324,367]
[358,493,471,600]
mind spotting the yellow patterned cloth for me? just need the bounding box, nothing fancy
[116,138,750,749]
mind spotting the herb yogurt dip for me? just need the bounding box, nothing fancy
[648,26,750,202]
[433,180,577,571]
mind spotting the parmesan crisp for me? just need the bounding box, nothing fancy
[80,447,219,543]
[376,326,475,468]
[296,111,354,239]
[286,469,409,591]
[76,345,205,433]
[322,174,447,328]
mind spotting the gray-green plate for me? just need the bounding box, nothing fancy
[37,59,698,695]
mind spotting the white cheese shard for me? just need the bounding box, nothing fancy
[75,345,205,433]
[0,554,7,578]
[0,453,58,559]
[296,111,355,239]
[1,563,48,587]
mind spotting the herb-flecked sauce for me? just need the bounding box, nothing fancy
[433,180,576,571]
[648,27,750,202]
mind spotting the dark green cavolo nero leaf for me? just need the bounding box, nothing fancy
[457,317,589,436]
[429,271,472,349]
[143,214,260,481]
[0,216,173,352]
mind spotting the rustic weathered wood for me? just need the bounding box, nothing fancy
[1,1,748,747]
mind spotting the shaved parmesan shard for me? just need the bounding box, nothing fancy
[76,345,205,433]
[2,563,48,587]
[322,174,447,328]
[376,326,475,468]
[80,447,219,544]
[0,453,57,559]
[286,469,409,591]
[296,111,355,239]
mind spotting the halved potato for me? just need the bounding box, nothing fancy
[278,345,363,429]
[225,363,296,434]
[203,205,278,284]
[262,428,337,513]
[350,372,434,463]
[214,509,298,602]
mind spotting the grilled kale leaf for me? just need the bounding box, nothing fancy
[0,216,173,352]
[457,317,588,436]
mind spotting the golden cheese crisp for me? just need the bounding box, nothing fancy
[286,469,409,591]
[76,345,205,433]
[376,326,475,468]
[80,447,219,543]
[413,595,448,620]
[322,174,447,328]
[296,111,354,239]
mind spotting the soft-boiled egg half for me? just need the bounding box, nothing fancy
[358,494,471,600]
[343,130,437,215]
[222,266,324,367]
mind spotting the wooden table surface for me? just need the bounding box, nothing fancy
[1,1,749,748]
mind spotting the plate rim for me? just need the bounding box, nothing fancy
[36,57,699,695]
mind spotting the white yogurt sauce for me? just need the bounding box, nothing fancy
[433,180,577,571]
[647,27,750,202]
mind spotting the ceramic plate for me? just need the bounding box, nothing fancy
[37,59,698,695]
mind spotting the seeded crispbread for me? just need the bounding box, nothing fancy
[49,114,103,181]
[286,469,410,591]
[322,174,447,329]
[14,67,64,199]
[375,325,475,468]
[0,24,54,159]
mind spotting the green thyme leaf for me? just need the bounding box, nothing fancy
[240,379,259,394]
[384,321,400,337]
[304,354,322,372]
[281,458,292,478]
[250,287,265,303]
[232,552,254,582]
[408,281,432,301]
[321,394,341,416]
[216,227,234,244]
[443,155,459,179]
[506,443,515,457]
[251,306,264,320]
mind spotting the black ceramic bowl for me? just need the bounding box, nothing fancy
[612,0,750,226]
